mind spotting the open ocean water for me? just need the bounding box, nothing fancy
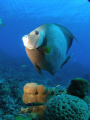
[0,0,90,120]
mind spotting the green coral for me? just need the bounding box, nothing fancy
[15,116,31,120]
[67,78,89,98]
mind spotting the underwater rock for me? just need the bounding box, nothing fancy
[42,94,89,120]
[67,78,89,98]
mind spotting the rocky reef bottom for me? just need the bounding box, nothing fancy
[0,50,90,120]
[0,78,90,120]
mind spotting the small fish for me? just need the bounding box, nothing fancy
[56,85,60,87]
[25,102,48,107]
[21,65,27,67]
[55,84,65,89]
[0,18,5,29]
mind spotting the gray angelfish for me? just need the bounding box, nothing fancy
[22,23,77,77]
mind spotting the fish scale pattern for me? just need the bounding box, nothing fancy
[42,94,89,120]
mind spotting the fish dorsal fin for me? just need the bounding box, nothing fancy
[55,24,86,53]
[55,24,74,53]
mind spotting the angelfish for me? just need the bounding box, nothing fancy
[22,23,76,77]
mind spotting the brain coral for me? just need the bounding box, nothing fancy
[42,94,89,120]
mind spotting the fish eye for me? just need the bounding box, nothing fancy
[35,31,39,35]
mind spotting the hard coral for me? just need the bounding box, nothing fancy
[67,78,89,98]
[42,94,89,120]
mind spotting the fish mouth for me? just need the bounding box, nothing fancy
[22,35,35,50]
[22,35,28,46]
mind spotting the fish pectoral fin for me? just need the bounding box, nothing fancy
[61,56,71,68]
[40,46,52,55]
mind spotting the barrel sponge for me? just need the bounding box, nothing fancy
[23,83,38,95]
[22,83,53,104]
[67,78,89,98]
[22,83,54,118]
[42,94,89,120]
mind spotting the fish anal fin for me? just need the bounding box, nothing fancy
[34,65,42,75]
[61,56,71,68]
[34,65,46,81]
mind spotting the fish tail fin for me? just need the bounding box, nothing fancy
[57,24,87,53]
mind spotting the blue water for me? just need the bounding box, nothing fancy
[0,0,90,66]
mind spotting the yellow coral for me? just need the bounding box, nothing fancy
[22,82,54,118]
[22,83,53,103]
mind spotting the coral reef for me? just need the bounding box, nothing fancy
[67,78,89,98]
[0,78,23,117]
[42,94,89,120]
[0,50,90,120]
